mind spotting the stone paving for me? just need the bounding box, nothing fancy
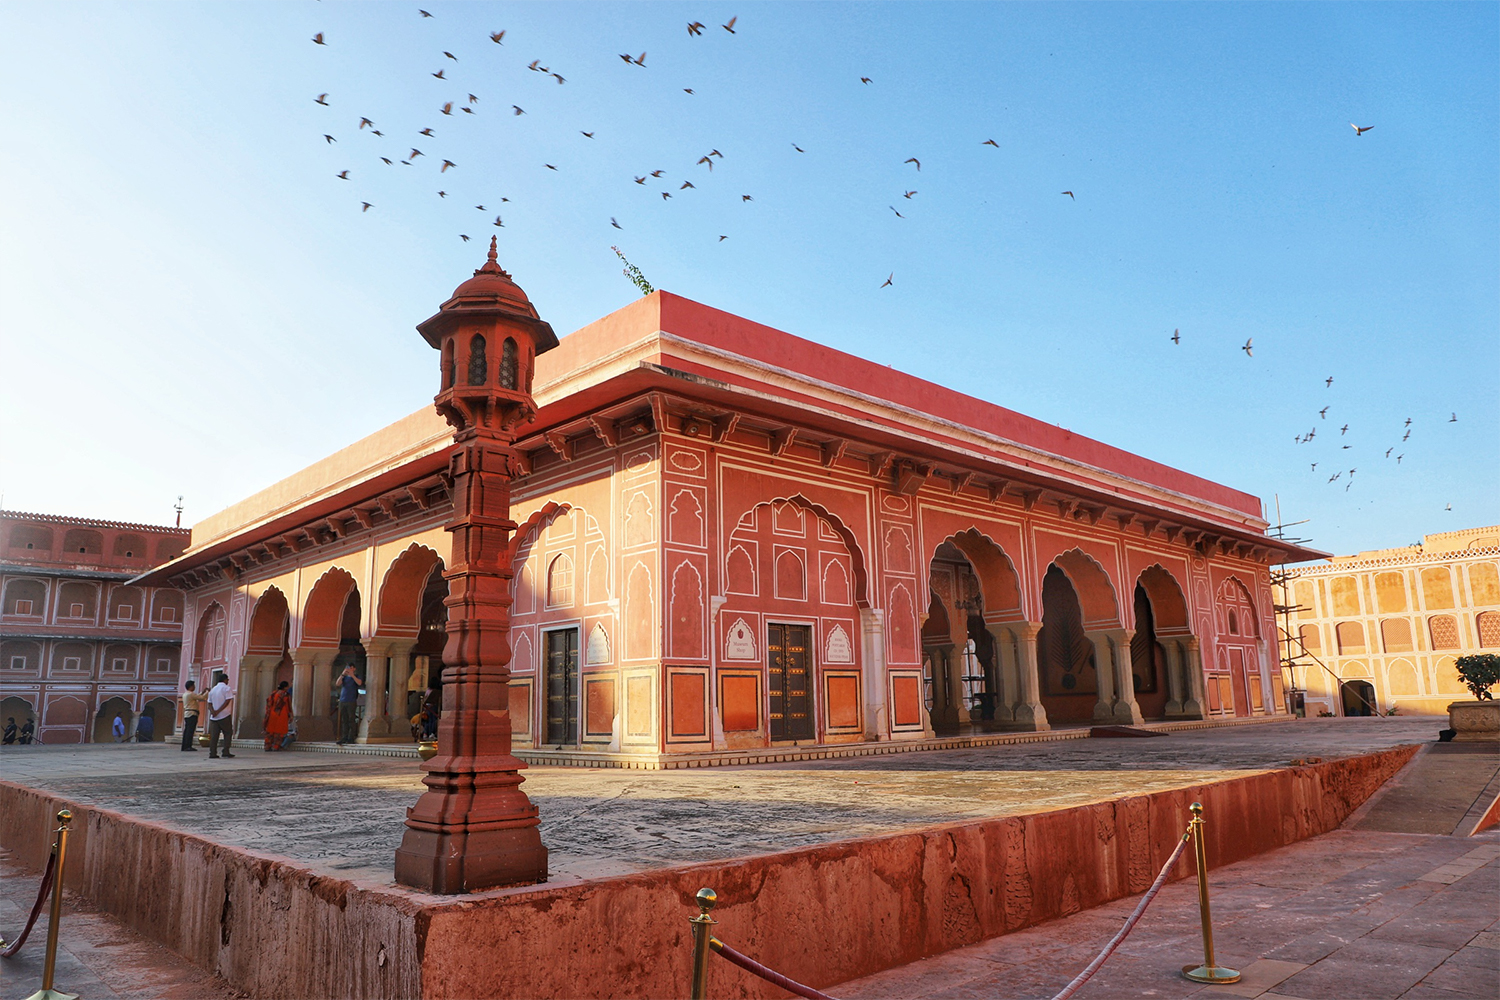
[0,849,243,1000]
[0,718,1441,886]
[835,829,1500,1000]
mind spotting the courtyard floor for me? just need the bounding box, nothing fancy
[0,717,1447,886]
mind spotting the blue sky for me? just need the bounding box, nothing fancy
[0,1,1494,557]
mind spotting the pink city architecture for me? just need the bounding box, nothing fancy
[136,258,1323,765]
[0,511,189,743]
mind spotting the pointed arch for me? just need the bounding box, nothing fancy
[775,550,806,600]
[669,562,705,659]
[377,543,445,638]
[194,601,228,666]
[246,587,290,656]
[927,528,1024,623]
[508,502,573,564]
[547,552,576,607]
[732,495,870,608]
[1049,548,1121,628]
[1217,576,1260,637]
[1135,564,1190,634]
[302,567,359,647]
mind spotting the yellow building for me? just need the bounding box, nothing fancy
[1278,526,1500,716]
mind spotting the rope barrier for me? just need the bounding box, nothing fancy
[709,938,841,1000]
[0,851,56,958]
[1048,829,1190,1000]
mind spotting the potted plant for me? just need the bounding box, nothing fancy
[1448,654,1500,741]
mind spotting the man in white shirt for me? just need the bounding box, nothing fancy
[206,671,236,759]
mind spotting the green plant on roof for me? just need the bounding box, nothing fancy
[612,246,654,297]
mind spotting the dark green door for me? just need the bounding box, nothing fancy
[545,628,578,744]
[768,623,814,741]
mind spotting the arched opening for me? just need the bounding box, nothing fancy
[1216,577,1263,716]
[247,587,294,693]
[499,337,519,389]
[467,333,488,385]
[141,697,176,741]
[2,697,35,742]
[921,532,1021,734]
[1340,679,1376,717]
[409,562,450,727]
[93,697,133,744]
[1037,566,1098,723]
[193,602,228,687]
[1132,565,1194,720]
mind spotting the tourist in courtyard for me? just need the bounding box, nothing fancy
[2,717,16,744]
[335,664,363,745]
[19,718,34,744]
[206,670,236,758]
[180,679,202,751]
[135,712,154,742]
[421,680,441,740]
[264,680,292,752]
[112,713,127,742]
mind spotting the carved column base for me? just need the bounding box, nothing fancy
[395,825,547,894]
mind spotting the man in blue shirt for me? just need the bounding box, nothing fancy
[335,664,363,745]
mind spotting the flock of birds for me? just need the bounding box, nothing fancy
[306,8,1459,513]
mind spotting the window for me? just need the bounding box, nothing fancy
[1298,624,1321,654]
[8,656,26,670]
[499,337,519,389]
[1479,611,1500,649]
[1380,618,1413,653]
[1429,615,1460,651]
[14,599,32,615]
[546,553,574,608]
[161,606,177,622]
[1228,610,1239,635]
[468,334,487,385]
[1335,621,1365,654]
[63,656,81,670]
[116,605,134,618]
[69,603,84,617]
[111,658,128,671]
[154,659,172,672]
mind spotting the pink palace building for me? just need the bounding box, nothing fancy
[135,275,1322,763]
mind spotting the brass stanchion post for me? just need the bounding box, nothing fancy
[26,809,79,1000]
[1182,802,1240,984]
[689,888,718,1000]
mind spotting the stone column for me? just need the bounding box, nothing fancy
[235,655,267,739]
[1163,639,1186,717]
[295,649,336,743]
[1182,637,1207,718]
[1011,623,1050,731]
[948,642,968,727]
[1086,631,1117,723]
[386,641,415,739]
[859,608,887,741]
[1109,629,1145,725]
[360,640,391,742]
[988,626,1018,723]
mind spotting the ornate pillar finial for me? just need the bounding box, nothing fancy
[488,235,498,263]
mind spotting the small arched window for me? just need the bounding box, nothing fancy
[467,334,488,385]
[546,553,574,608]
[1335,621,1365,654]
[1429,615,1460,651]
[442,339,455,389]
[1227,610,1239,635]
[1478,611,1500,649]
[499,337,519,390]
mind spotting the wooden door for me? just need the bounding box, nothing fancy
[768,624,814,741]
[1228,647,1249,717]
[545,628,578,744]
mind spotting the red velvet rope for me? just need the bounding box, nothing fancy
[1049,831,1192,1000]
[0,850,57,959]
[711,938,841,1000]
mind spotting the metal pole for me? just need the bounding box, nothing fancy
[26,809,79,1000]
[689,887,718,1000]
[1182,803,1240,984]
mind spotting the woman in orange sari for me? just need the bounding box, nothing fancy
[263,680,292,752]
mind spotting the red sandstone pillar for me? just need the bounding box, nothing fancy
[394,239,556,893]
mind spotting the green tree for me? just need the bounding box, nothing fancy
[1454,653,1500,700]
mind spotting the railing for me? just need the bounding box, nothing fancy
[687,801,1238,999]
[0,808,77,1000]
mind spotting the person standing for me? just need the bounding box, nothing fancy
[2,717,16,744]
[334,664,363,745]
[206,671,236,759]
[112,713,127,742]
[180,680,203,751]
[263,680,292,752]
[19,718,35,744]
[135,712,154,743]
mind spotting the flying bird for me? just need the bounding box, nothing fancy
[680,181,694,189]
[710,149,723,158]
[1340,424,1349,435]
[905,158,921,170]
[1404,417,1412,426]
[409,148,423,158]
[380,157,393,165]
[461,107,474,114]
[1449,412,1458,422]
[650,169,664,177]
[718,235,727,241]
[528,60,542,71]
[1329,473,1340,483]
[1397,454,1403,464]
[982,139,999,147]
[683,88,695,94]
[889,206,904,218]
[490,31,505,44]
[1320,407,1329,418]
[315,93,329,106]
[1385,448,1393,458]
[312,32,325,45]
[370,130,383,136]
[635,53,647,66]
[1311,463,1318,471]
[359,117,374,129]
[468,94,479,104]
[634,176,647,184]
[1350,123,1374,136]
[1062,191,1074,199]
[493,216,504,227]
[688,21,706,36]
[581,131,594,138]
[792,143,804,152]
[419,127,434,136]
[903,190,916,199]
[741,194,753,201]
[661,191,672,200]
[460,234,470,241]
[611,217,622,229]
[336,170,349,179]
[441,102,453,115]
[1446,503,1452,511]
[698,155,713,170]
[361,202,371,212]
[1325,376,1334,387]
[1403,430,1411,441]
[444,51,457,61]
[513,105,525,115]
[438,191,446,197]
[545,164,558,171]
[1241,338,1254,357]
[323,134,336,143]
[475,204,485,210]
[880,273,893,288]
[722,16,737,33]
[419,9,432,17]
[441,159,456,172]
[1171,328,1180,344]
[432,69,446,79]
[860,77,872,84]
